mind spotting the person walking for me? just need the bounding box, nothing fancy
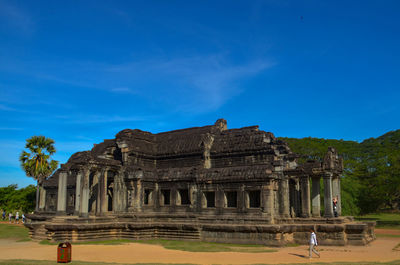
[8,212,12,223]
[22,213,26,224]
[15,212,19,224]
[309,228,320,259]
[2,210,5,220]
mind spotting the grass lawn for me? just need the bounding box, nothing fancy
[39,239,136,245]
[0,223,30,241]
[135,239,277,253]
[40,238,277,253]
[355,213,400,229]
[1,260,400,265]
[356,213,400,221]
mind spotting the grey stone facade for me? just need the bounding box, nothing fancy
[25,119,375,246]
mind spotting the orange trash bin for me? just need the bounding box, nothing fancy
[57,242,71,263]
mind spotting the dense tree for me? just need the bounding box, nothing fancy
[279,129,400,214]
[19,136,58,211]
[0,184,36,213]
[356,130,400,212]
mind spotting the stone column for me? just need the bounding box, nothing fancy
[133,179,143,212]
[154,183,160,210]
[261,182,274,222]
[289,180,296,217]
[332,176,342,215]
[94,171,102,215]
[239,184,245,212]
[216,187,225,214]
[323,173,334,218]
[189,184,198,210]
[113,172,127,213]
[79,170,90,217]
[39,186,46,211]
[300,176,311,218]
[311,176,321,217]
[74,171,82,215]
[100,169,108,214]
[57,172,68,215]
[279,177,290,217]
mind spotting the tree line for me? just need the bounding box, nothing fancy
[0,184,36,214]
[280,129,400,215]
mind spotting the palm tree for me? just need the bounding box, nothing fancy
[19,136,58,212]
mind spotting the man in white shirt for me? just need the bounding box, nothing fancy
[309,228,320,258]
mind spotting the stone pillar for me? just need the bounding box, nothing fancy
[323,173,334,218]
[39,186,46,211]
[216,187,225,214]
[113,172,127,213]
[300,176,311,218]
[296,179,301,217]
[57,172,68,215]
[239,184,245,212]
[332,176,342,215]
[279,177,290,217]
[100,170,108,214]
[261,182,274,222]
[74,172,82,215]
[94,171,102,215]
[133,179,143,212]
[80,170,90,217]
[189,184,198,210]
[311,176,321,217]
[154,183,160,210]
[289,179,296,217]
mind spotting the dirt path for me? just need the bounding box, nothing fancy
[375,228,400,235]
[0,237,399,264]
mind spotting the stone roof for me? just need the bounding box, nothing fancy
[44,119,303,187]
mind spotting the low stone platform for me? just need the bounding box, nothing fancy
[25,214,375,246]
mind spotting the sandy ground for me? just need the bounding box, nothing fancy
[0,237,399,265]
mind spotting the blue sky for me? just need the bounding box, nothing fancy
[0,0,399,188]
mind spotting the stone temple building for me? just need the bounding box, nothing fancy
[26,119,375,246]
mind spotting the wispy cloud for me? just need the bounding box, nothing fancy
[0,140,25,167]
[0,127,23,131]
[0,0,34,36]
[0,103,41,114]
[110,87,138,95]
[0,53,274,114]
[0,103,17,111]
[54,114,149,124]
[105,55,274,112]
